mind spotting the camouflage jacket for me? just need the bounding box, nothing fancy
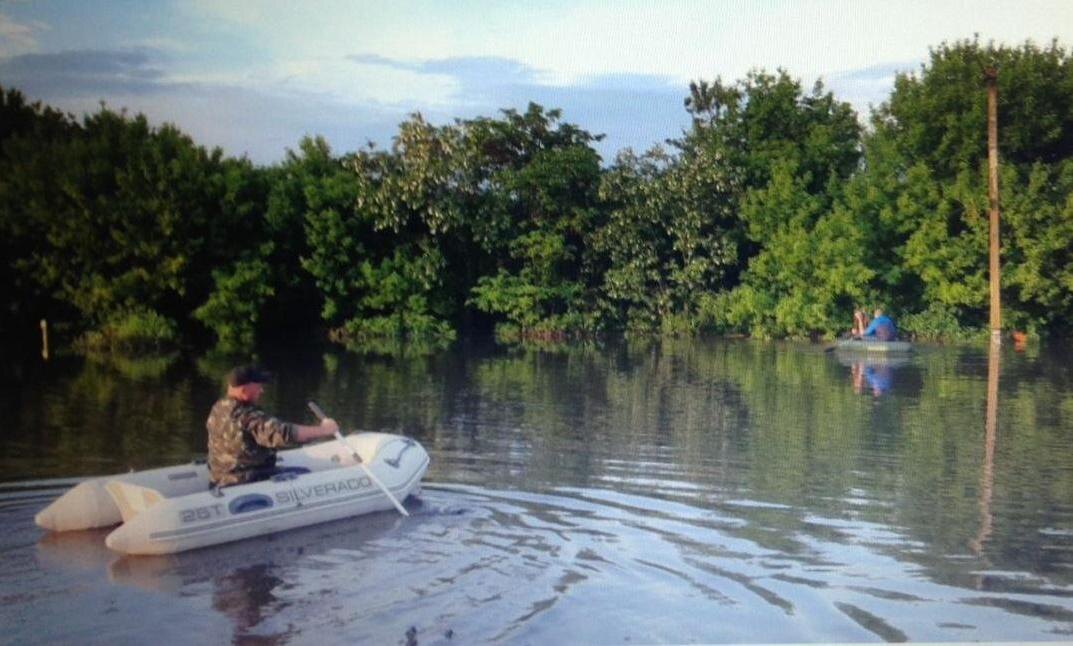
[207,397,297,486]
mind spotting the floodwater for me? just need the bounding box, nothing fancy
[2,338,1073,644]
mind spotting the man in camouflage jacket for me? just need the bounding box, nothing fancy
[208,366,339,487]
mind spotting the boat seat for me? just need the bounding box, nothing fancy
[270,466,310,482]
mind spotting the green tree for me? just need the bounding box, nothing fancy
[1,102,264,348]
[860,38,1073,335]
[0,87,79,334]
[715,163,873,338]
[465,104,604,341]
[304,115,462,348]
[193,257,274,350]
[683,70,862,197]
[686,71,863,337]
[594,146,739,334]
[224,136,353,346]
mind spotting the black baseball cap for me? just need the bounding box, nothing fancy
[227,365,274,387]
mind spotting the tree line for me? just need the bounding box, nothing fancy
[3,39,1073,354]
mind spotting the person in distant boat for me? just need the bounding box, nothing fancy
[851,308,868,337]
[207,365,339,488]
[860,308,898,341]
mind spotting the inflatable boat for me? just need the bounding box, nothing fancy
[34,432,429,555]
[835,338,913,353]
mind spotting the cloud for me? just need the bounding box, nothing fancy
[344,54,690,159]
[2,48,691,165]
[0,48,168,96]
[0,44,903,167]
[829,61,919,83]
[0,46,412,163]
[403,56,538,84]
[344,54,540,106]
[825,60,923,117]
[0,12,44,57]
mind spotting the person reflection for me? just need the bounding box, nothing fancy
[851,362,865,394]
[212,563,285,641]
[850,362,894,398]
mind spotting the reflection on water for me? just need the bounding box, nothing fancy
[3,339,1073,643]
[852,361,894,397]
[211,565,285,642]
[23,485,1073,643]
[970,342,1000,559]
[835,350,912,398]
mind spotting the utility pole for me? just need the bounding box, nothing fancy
[40,319,49,360]
[984,67,1002,346]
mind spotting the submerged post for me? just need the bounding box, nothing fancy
[984,67,1002,346]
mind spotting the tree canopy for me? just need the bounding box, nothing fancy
[3,39,1073,354]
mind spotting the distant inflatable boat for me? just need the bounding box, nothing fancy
[833,351,912,368]
[835,339,913,353]
[35,432,429,555]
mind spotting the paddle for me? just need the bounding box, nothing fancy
[307,401,410,517]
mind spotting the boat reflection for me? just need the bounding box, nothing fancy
[35,504,414,644]
[211,564,286,642]
[835,352,911,398]
[108,551,295,643]
[35,526,115,571]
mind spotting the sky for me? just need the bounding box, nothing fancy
[2,1,1073,165]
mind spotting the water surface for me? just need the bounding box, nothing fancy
[3,339,1073,643]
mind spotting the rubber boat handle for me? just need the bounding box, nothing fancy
[307,401,410,517]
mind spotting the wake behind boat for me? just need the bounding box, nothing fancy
[35,432,429,555]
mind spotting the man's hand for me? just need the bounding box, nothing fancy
[319,417,340,438]
[295,417,341,443]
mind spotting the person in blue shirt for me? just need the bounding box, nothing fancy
[860,308,897,341]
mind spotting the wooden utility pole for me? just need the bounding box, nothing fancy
[40,319,49,360]
[984,67,1002,345]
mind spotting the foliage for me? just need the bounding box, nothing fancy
[686,72,864,337]
[0,87,81,332]
[998,160,1073,331]
[713,166,874,338]
[257,136,343,335]
[75,307,179,353]
[305,116,462,346]
[859,38,1073,334]
[898,303,987,342]
[0,92,266,348]
[593,146,739,333]
[331,242,457,347]
[463,104,605,340]
[683,70,862,197]
[193,256,275,351]
[878,38,1073,177]
[5,38,1073,351]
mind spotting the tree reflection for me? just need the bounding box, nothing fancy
[12,337,1073,597]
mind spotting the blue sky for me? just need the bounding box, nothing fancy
[2,1,1072,164]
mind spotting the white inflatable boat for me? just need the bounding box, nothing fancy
[835,338,913,353]
[35,432,429,555]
